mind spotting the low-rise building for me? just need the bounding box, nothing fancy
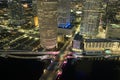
[84,39,120,54]
[106,24,120,39]
[72,33,84,52]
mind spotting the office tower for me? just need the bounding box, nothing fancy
[0,0,8,8]
[106,0,120,23]
[105,0,120,39]
[57,0,70,28]
[22,0,35,27]
[80,0,102,38]
[8,0,25,26]
[57,0,74,37]
[37,0,58,49]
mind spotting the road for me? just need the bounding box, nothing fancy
[39,31,75,80]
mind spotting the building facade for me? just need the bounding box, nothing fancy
[32,0,37,16]
[84,39,120,54]
[72,34,84,52]
[8,0,25,25]
[106,24,120,39]
[57,0,72,36]
[57,0,71,28]
[106,0,120,23]
[37,0,58,49]
[80,0,102,38]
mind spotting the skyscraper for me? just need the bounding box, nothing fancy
[80,0,102,38]
[57,0,70,28]
[37,0,58,49]
[57,0,73,37]
[105,0,120,39]
[106,0,120,23]
[8,0,25,25]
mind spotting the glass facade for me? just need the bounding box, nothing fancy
[80,0,102,38]
[57,0,71,29]
[8,0,25,25]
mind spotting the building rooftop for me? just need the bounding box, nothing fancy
[74,33,83,40]
[85,39,120,42]
[110,24,120,28]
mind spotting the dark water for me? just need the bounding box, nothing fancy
[60,59,120,80]
[0,57,120,80]
[0,57,44,80]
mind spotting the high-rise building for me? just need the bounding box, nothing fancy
[106,0,120,23]
[37,0,58,49]
[80,0,102,38]
[0,0,8,8]
[105,0,120,39]
[57,0,74,37]
[8,0,25,26]
[57,0,70,28]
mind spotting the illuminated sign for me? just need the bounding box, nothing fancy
[58,22,72,29]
